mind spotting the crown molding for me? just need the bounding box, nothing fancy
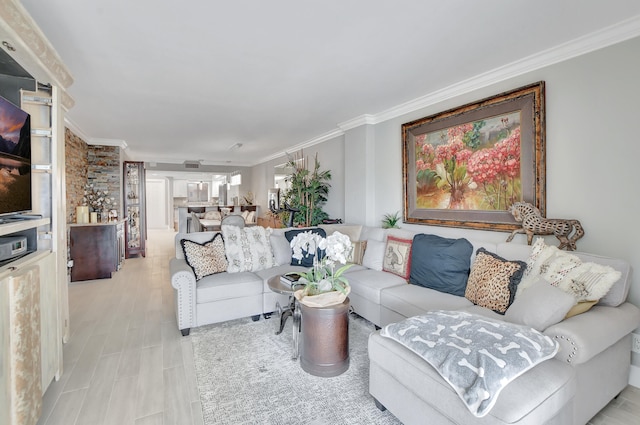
[337,114,376,131]
[64,116,90,142]
[88,137,128,150]
[255,128,345,165]
[371,14,640,125]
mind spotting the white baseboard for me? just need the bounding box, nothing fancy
[629,364,640,388]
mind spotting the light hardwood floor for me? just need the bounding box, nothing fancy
[37,229,203,425]
[37,229,639,425]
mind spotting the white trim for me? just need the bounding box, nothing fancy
[63,116,90,142]
[337,114,376,131]
[256,128,344,164]
[87,137,128,149]
[370,14,640,125]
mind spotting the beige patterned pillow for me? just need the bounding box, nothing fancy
[347,240,367,265]
[180,234,227,280]
[465,248,526,314]
[382,236,413,279]
[518,238,621,303]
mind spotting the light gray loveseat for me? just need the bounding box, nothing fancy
[169,224,640,425]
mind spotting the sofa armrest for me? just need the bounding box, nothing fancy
[170,258,198,332]
[543,302,640,365]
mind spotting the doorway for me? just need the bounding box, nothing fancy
[146,178,168,229]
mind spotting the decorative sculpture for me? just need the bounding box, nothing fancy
[506,202,584,251]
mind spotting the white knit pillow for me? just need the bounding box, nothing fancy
[518,238,621,302]
[222,225,275,273]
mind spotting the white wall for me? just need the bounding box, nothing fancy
[251,135,345,221]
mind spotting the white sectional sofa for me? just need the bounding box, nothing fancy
[169,224,640,425]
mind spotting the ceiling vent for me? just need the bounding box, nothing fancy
[183,160,201,169]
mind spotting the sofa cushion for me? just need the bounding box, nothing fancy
[380,311,560,417]
[196,271,263,304]
[345,269,407,305]
[222,225,275,273]
[319,224,362,242]
[180,234,227,280]
[381,284,473,319]
[285,227,326,267]
[465,248,526,314]
[382,236,412,280]
[362,239,386,271]
[409,234,473,297]
[505,277,576,331]
[368,331,576,424]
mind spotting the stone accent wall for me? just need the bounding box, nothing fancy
[87,145,121,217]
[65,128,88,223]
[64,128,121,223]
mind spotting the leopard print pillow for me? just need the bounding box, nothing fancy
[465,248,526,314]
[181,234,227,280]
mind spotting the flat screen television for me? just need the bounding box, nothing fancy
[0,94,31,217]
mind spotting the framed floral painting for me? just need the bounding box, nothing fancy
[402,82,545,231]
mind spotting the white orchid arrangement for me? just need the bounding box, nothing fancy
[83,183,116,212]
[290,231,353,296]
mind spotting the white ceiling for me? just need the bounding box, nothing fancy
[18,0,640,166]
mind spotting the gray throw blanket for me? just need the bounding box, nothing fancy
[380,310,559,417]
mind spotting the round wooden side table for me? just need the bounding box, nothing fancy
[299,297,350,377]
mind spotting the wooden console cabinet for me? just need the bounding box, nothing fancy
[69,221,124,282]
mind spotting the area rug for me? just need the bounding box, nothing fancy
[191,314,402,425]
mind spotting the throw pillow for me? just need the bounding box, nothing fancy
[347,240,367,265]
[565,300,598,319]
[465,248,527,314]
[222,225,275,273]
[518,238,621,306]
[362,239,386,271]
[285,228,327,267]
[409,234,473,297]
[505,277,576,331]
[382,236,412,279]
[270,233,292,266]
[247,211,255,223]
[180,234,227,280]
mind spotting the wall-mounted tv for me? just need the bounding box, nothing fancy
[0,94,31,216]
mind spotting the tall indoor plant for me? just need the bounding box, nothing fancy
[280,150,331,227]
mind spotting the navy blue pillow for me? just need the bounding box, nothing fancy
[409,234,473,296]
[284,228,327,267]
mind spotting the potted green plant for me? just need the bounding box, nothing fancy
[381,211,401,229]
[280,150,331,227]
